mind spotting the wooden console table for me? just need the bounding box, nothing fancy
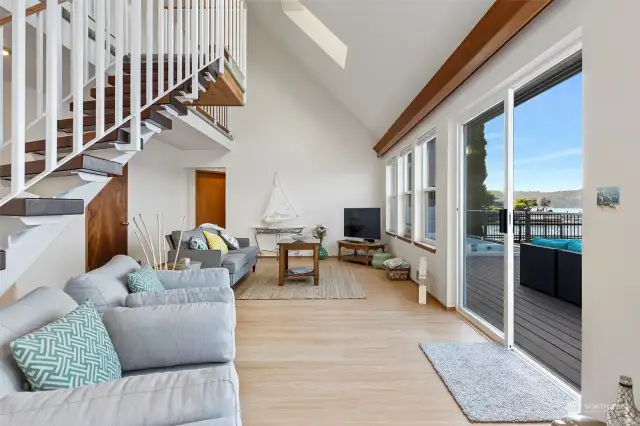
[337,240,386,265]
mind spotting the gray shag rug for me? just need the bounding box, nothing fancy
[420,342,577,422]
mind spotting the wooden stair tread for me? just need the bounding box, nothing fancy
[24,130,128,154]
[0,198,84,216]
[57,109,172,133]
[0,154,123,179]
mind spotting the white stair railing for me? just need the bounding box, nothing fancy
[0,0,247,207]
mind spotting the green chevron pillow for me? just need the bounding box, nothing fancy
[10,300,122,391]
[127,265,165,293]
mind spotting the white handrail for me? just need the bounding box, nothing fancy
[0,0,246,206]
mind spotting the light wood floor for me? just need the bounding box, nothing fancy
[235,258,546,426]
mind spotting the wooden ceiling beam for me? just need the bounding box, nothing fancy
[373,0,554,157]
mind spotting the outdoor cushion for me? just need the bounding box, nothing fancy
[222,253,248,274]
[566,240,582,253]
[10,300,121,391]
[127,266,165,293]
[235,246,259,259]
[204,231,229,255]
[531,238,570,250]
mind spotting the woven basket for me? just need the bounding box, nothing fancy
[387,266,410,281]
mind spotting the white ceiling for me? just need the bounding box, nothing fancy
[248,0,493,139]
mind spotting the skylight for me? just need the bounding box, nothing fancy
[281,0,348,69]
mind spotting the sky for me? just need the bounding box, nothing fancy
[483,73,583,192]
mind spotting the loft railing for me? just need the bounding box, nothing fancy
[194,105,230,135]
[0,0,246,206]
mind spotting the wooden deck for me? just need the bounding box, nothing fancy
[464,254,582,389]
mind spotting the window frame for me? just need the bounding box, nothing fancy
[400,148,413,239]
[418,131,437,246]
[385,157,398,233]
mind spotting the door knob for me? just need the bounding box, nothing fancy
[122,221,129,226]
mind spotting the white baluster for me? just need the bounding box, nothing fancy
[157,0,165,97]
[72,0,85,154]
[177,0,183,83]
[131,0,142,150]
[115,0,124,124]
[96,0,106,136]
[185,0,191,79]
[46,1,60,172]
[146,0,153,106]
[191,0,198,98]
[11,0,26,194]
[168,0,175,89]
[0,22,4,146]
[36,12,43,117]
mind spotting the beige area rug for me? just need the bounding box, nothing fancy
[234,261,366,300]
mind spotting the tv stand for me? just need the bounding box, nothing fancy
[337,240,386,266]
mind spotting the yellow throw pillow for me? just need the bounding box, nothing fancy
[203,231,229,255]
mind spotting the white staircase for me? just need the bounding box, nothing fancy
[0,0,247,296]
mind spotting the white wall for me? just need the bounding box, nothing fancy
[182,15,381,254]
[381,0,640,416]
[127,138,188,264]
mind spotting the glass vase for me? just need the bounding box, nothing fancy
[606,375,640,425]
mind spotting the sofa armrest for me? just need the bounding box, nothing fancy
[125,286,234,308]
[236,238,250,249]
[167,249,223,268]
[0,366,240,426]
[157,268,230,290]
[102,303,235,372]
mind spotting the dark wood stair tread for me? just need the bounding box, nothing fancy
[0,154,123,179]
[57,109,172,133]
[0,198,84,216]
[25,129,130,154]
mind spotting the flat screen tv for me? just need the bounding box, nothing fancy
[344,208,381,242]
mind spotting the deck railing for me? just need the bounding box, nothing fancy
[468,210,582,243]
[195,105,230,135]
[0,0,246,206]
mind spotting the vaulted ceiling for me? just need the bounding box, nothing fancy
[248,0,493,139]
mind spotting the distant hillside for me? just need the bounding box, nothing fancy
[489,189,582,209]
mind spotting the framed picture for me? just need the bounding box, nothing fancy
[596,186,620,209]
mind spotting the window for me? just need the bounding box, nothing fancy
[385,158,398,233]
[400,149,412,238]
[420,135,436,243]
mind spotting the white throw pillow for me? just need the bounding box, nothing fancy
[219,229,240,250]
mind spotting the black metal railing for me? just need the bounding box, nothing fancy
[467,210,582,243]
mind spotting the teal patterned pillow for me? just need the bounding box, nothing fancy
[10,300,121,391]
[190,236,208,250]
[127,266,165,293]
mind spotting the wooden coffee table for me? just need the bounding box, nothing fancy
[337,240,386,265]
[278,238,320,286]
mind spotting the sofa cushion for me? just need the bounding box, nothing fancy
[10,300,121,391]
[218,230,240,250]
[0,287,78,396]
[127,266,165,293]
[236,246,259,259]
[531,238,570,250]
[190,236,208,250]
[566,240,582,253]
[125,287,234,308]
[64,255,141,311]
[222,253,248,274]
[173,228,211,250]
[204,231,229,255]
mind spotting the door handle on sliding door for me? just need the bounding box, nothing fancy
[498,209,508,234]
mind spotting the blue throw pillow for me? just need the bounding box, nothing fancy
[127,266,165,293]
[190,236,208,250]
[567,240,582,253]
[531,238,570,250]
[10,300,122,391]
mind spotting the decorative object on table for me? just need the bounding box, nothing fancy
[606,375,640,425]
[10,300,121,391]
[383,257,410,281]
[289,267,314,275]
[263,173,299,224]
[173,259,202,271]
[337,240,386,265]
[189,236,208,250]
[312,224,328,260]
[420,342,577,422]
[132,212,179,270]
[170,216,187,270]
[597,186,620,209]
[235,260,366,300]
[203,231,229,255]
[291,233,307,241]
[418,256,428,304]
[372,252,394,269]
[552,415,605,426]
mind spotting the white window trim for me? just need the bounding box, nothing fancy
[386,157,398,233]
[418,130,436,246]
[400,147,413,238]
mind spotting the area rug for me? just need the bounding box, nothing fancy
[235,261,366,300]
[419,342,576,422]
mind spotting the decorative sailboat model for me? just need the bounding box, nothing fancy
[262,173,299,225]
[254,174,305,255]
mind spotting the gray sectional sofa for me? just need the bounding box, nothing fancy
[167,227,259,286]
[0,255,241,425]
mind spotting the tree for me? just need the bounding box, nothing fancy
[514,197,538,211]
[465,121,497,236]
[539,196,551,211]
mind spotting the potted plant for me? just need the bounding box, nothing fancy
[312,224,328,260]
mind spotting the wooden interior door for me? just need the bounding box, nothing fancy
[195,170,226,227]
[86,165,129,271]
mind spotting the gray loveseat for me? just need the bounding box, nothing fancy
[166,227,259,286]
[0,257,241,425]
